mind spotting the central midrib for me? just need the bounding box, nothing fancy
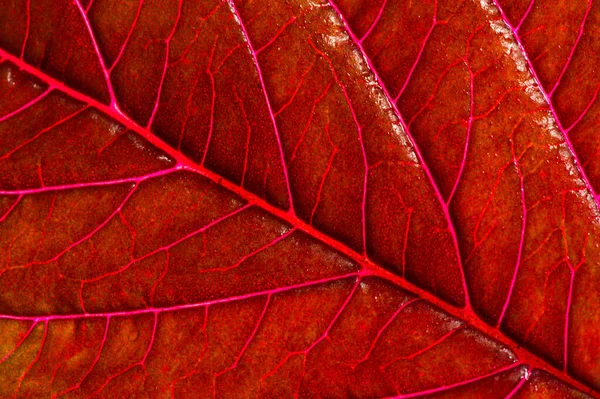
[0,47,596,397]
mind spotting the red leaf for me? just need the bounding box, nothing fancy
[0,0,597,397]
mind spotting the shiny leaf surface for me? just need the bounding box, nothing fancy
[0,0,598,397]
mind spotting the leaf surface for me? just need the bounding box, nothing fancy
[0,0,598,397]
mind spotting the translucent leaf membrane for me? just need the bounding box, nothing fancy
[0,0,597,396]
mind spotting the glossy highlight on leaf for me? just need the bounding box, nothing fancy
[0,0,599,397]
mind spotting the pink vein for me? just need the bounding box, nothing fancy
[0,321,36,364]
[383,325,464,370]
[498,130,528,327]
[562,192,577,373]
[53,317,110,397]
[0,89,51,123]
[201,35,218,165]
[446,60,473,205]
[548,0,592,97]
[327,0,470,308]
[394,0,439,102]
[81,203,254,285]
[515,0,535,32]
[504,374,528,399]
[565,267,575,371]
[0,107,88,161]
[140,311,158,365]
[387,363,525,398]
[15,320,47,397]
[20,0,31,58]
[0,167,178,196]
[359,0,388,44]
[226,0,295,213]
[490,0,600,210]
[215,295,271,376]
[74,0,118,107]
[259,280,361,386]
[0,15,468,315]
[146,0,183,128]
[353,298,420,367]
[0,196,21,223]
[0,46,434,331]
[0,273,360,321]
[298,279,360,354]
[565,83,600,133]
[109,0,144,72]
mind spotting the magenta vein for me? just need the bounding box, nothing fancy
[258,280,360,386]
[0,24,467,318]
[195,228,294,276]
[359,0,388,44]
[73,0,118,107]
[227,0,295,213]
[0,195,22,223]
[146,0,183,128]
[564,267,575,371]
[0,167,178,196]
[216,294,271,376]
[201,35,218,165]
[516,0,535,32]
[0,107,88,161]
[504,375,528,399]
[395,0,438,102]
[353,298,420,367]
[0,6,594,396]
[15,320,47,397]
[0,321,36,364]
[446,61,473,205]
[0,89,51,123]
[387,362,525,398]
[85,0,94,13]
[81,204,253,284]
[273,58,318,117]
[549,0,592,97]
[328,0,469,307]
[0,273,360,321]
[54,317,110,397]
[498,131,528,328]
[233,85,252,186]
[20,0,31,58]
[23,183,139,268]
[383,325,464,370]
[255,17,296,55]
[301,279,360,354]
[109,0,144,72]
[140,311,158,365]
[565,83,600,133]
[312,38,369,253]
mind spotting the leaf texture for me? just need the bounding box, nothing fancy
[0,0,598,397]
